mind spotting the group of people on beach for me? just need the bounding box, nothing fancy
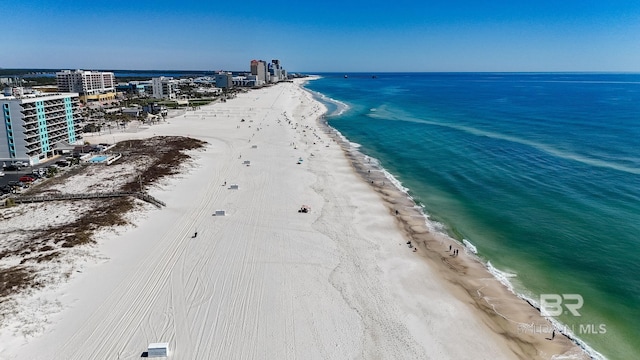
[448,245,459,256]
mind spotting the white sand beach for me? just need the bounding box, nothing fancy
[0,79,586,359]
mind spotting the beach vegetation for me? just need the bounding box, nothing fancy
[82,123,102,133]
[46,167,58,177]
[188,100,213,107]
[0,136,206,312]
[0,266,39,300]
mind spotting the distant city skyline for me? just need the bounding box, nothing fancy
[4,1,640,72]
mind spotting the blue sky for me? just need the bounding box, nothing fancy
[4,0,640,72]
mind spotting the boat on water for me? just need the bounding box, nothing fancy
[344,74,348,78]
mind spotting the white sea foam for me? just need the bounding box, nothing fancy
[380,168,410,193]
[376,168,451,236]
[462,239,478,254]
[332,128,362,149]
[486,261,517,294]
[425,216,448,233]
[332,98,350,116]
[306,88,350,117]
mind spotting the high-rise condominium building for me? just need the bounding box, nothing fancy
[1,91,83,164]
[250,60,269,84]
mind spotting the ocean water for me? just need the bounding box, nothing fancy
[305,73,640,360]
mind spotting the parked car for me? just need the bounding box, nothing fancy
[0,171,4,177]
[55,160,69,167]
[0,185,11,194]
[14,161,27,167]
[19,175,35,182]
[7,181,23,187]
[3,165,20,171]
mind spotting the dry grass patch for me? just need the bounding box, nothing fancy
[0,267,39,303]
[0,136,206,304]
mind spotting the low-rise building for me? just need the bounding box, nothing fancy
[80,92,117,103]
[116,81,152,96]
[122,107,143,117]
[215,72,233,89]
[143,103,168,117]
[195,87,223,96]
[152,77,178,99]
[232,75,255,87]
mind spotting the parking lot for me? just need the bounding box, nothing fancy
[1,167,37,186]
[1,161,70,192]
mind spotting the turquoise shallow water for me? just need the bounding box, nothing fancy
[306,73,640,360]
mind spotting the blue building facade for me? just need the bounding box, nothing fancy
[0,92,83,165]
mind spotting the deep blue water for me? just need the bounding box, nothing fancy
[305,73,640,360]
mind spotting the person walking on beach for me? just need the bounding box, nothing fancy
[449,245,452,252]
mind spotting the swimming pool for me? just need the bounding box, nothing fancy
[88,155,108,163]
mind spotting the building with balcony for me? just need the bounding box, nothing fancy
[56,70,116,104]
[152,77,178,99]
[1,91,83,165]
[56,70,116,94]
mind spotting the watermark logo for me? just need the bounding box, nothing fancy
[517,322,607,336]
[540,294,583,317]
[522,294,608,337]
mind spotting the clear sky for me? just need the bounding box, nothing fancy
[4,0,640,72]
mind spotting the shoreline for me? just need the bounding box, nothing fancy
[306,80,594,359]
[0,79,591,359]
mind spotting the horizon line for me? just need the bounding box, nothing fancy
[2,68,640,75]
